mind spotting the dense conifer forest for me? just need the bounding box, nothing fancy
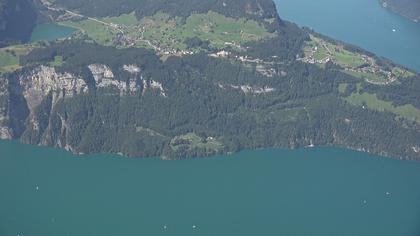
[0,0,37,47]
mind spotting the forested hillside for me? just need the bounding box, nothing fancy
[0,0,37,47]
[380,0,420,21]
[0,0,419,160]
[52,0,279,21]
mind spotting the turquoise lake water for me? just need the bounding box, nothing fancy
[1,0,420,235]
[275,0,420,72]
[1,140,420,236]
[29,23,76,43]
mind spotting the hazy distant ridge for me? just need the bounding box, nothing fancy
[380,0,420,21]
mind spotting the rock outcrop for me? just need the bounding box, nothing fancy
[0,77,11,139]
[19,65,88,112]
[123,64,141,74]
[89,63,166,97]
[89,64,141,95]
[149,80,167,97]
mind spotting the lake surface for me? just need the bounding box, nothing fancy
[275,0,420,72]
[30,23,76,43]
[1,140,420,236]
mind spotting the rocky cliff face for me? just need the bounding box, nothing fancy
[0,62,168,150]
[15,65,88,145]
[88,63,166,96]
[0,76,11,139]
[14,63,166,114]
[20,65,88,112]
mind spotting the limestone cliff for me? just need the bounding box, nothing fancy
[20,65,88,112]
[0,76,11,139]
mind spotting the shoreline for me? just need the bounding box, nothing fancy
[379,0,420,23]
[1,138,419,162]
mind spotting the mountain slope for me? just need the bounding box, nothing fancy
[0,0,419,160]
[380,0,420,21]
[0,0,37,47]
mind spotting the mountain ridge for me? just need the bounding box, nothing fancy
[380,0,420,21]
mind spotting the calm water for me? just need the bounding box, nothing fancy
[1,140,420,236]
[2,1,420,235]
[30,23,76,43]
[275,0,420,72]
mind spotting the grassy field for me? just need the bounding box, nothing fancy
[0,45,32,74]
[344,70,387,84]
[141,11,274,50]
[0,43,62,74]
[170,133,224,152]
[304,36,366,68]
[345,92,420,122]
[338,83,348,93]
[183,11,273,48]
[59,20,118,46]
[140,13,185,49]
[58,11,274,51]
[304,35,415,84]
[392,67,416,78]
[49,55,64,67]
[313,45,328,61]
[344,68,414,84]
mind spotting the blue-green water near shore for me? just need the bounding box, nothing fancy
[1,0,420,235]
[29,23,76,43]
[1,140,420,236]
[275,0,420,72]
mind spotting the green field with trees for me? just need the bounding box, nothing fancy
[0,45,32,74]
